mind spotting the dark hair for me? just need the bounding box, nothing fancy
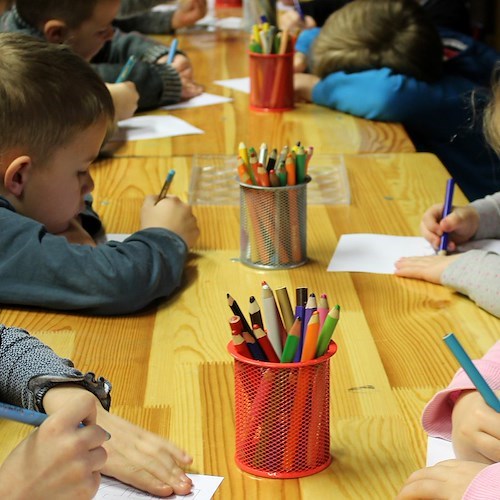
[312,0,443,82]
[16,0,98,29]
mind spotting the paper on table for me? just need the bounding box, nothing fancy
[213,77,250,94]
[161,93,232,110]
[327,234,500,274]
[426,436,455,467]
[111,115,204,142]
[327,234,434,274]
[95,474,224,499]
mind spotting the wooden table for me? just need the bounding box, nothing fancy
[106,28,415,158]
[1,152,497,499]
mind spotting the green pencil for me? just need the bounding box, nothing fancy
[315,305,340,357]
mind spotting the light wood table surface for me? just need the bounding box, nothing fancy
[105,28,415,158]
[1,152,497,499]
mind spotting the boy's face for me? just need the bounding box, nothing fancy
[20,118,108,234]
[66,0,121,61]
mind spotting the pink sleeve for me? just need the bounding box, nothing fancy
[422,342,500,439]
[463,463,500,499]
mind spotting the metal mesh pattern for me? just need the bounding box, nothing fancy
[231,342,336,478]
[240,182,308,269]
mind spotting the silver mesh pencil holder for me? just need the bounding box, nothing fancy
[239,179,310,269]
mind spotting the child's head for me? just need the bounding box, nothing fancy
[16,0,120,61]
[311,0,443,82]
[0,33,114,233]
[484,73,500,157]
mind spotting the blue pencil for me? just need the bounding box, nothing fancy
[293,0,305,21]
[0,401,48,426]
[443,333,500,412]
[115,55,137,83]
[438,178,455,255]
[158,169,176,201]
[166,38,178,65]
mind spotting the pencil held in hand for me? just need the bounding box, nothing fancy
[157,169,176,203]
[438,178,455,255]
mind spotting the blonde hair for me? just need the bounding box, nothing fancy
[17,0,98,29]
[312,0,443,82]
[0,33,114,164]
[484,71,500,156]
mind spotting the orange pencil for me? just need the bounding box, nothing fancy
[237,159,251,184]
[257,163,270,187]
[285,153,296,186]
[252,325,280,363]
[300,311,320,362]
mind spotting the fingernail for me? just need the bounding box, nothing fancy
[105,432,112,441]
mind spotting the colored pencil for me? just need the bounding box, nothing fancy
[252,325,280,363]
[115,55,137,83]
[300,311,320,362]
[157,168,175,202]
[275,286,295,332]
[316,305,340,357]
[249,295,264,329]
[261,282,284,357]
[280,316,302,363]
[166,38,178,65]
[438,178,455,255]
[444,333,500,412]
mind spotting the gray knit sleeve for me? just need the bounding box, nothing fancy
[0,325,111,411]
[442,250,500,317]
[470,192,500,240]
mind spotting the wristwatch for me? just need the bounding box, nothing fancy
[28,372,112,413]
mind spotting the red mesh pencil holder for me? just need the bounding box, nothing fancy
[228,341,337,478]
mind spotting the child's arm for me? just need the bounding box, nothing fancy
[0,196,198,315]
[43,386,194,497]
[0,392,108,500]
[91,31,184,109]
[420,342,500,440]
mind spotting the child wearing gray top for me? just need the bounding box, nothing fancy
[395,73,500,317]
[0,323,193,497]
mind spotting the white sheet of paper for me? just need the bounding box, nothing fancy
[213,77,250,94]
[111,116,204,142]
[161,93,232,110]
[327,234,500,274]
[327,234,434,274]
[426,436,455,467]
[95,474,223,499]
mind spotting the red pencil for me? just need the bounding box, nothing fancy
[231,331,252,358]
[252,325,280,363]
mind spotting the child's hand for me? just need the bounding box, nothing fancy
[394,254,461,284]
[97,407,193,497]
[452,389,500,464]
[0,392,108,500]
[180,77,204,100]
[294,73,320,102]
[397,459,488,499]
[171,0,207,30]
[420,203,480,252]
[106,82,139,121]
[141,195,200,249]
[293,52,308,73]
[279,10,316,32]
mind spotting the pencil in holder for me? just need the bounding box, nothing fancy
[228,340,337,478]
[249,51,294,112]
[239,179,309,269]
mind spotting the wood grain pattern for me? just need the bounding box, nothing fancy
[1,151,497,498]
[104,29,415,158]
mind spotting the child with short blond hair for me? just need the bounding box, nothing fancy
[0,33,199,314]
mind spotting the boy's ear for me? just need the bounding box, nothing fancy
[3,156,32,197]
[43,20,69,44]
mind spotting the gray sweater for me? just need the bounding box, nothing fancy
[442,192,500,317]
[0,6,181,110]
[0,325,111,411]
[0,196,188,315]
